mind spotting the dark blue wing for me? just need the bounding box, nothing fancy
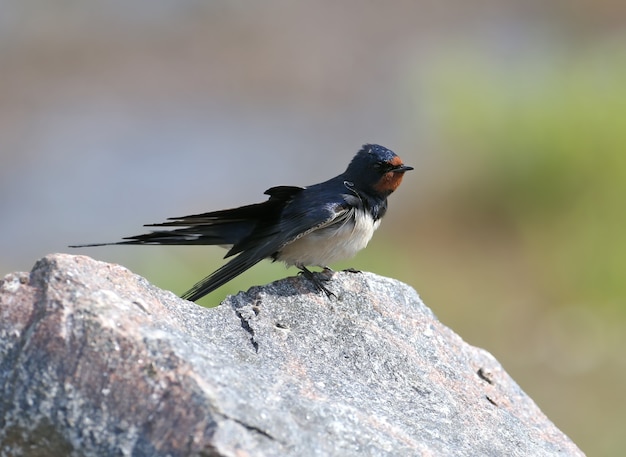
[181,184,350,301]
[70,186,305,248]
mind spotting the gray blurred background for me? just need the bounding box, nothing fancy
[2,1,625,455]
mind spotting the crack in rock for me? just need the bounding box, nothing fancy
[234,309,259,353]
[216,412,280,443]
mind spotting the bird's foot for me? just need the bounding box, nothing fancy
[342,267,361,274]
[298,266,335,298]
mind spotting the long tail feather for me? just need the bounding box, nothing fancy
[180,250,265,301]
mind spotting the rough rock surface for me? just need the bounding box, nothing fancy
[0,254,583,457]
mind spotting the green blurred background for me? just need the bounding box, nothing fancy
[1,2,624,455]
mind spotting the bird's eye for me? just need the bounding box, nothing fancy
[374,161,391,172]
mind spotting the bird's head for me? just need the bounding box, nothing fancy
[344,144,413,197]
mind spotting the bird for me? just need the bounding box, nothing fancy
[70,144,413,301]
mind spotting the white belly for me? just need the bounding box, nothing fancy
[277,210,381,267]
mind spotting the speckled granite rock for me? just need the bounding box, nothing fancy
[0,254,583,457]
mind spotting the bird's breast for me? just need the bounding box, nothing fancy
[277,208,381,268]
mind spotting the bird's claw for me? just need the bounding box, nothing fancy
[298,267,336,298]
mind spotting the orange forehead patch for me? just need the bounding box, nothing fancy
[388,156,403,166]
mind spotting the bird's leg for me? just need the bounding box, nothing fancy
[298,266,335,298]
[321,266,335,280]
[342,267,361,273]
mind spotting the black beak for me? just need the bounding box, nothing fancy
[394,164,414,173]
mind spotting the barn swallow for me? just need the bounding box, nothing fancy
[70,144,413,301]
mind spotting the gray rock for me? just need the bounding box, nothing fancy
[0,254,583,457]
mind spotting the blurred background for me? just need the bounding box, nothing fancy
[1,1,625,454]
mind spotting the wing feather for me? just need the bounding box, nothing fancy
[181,199,350,301]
